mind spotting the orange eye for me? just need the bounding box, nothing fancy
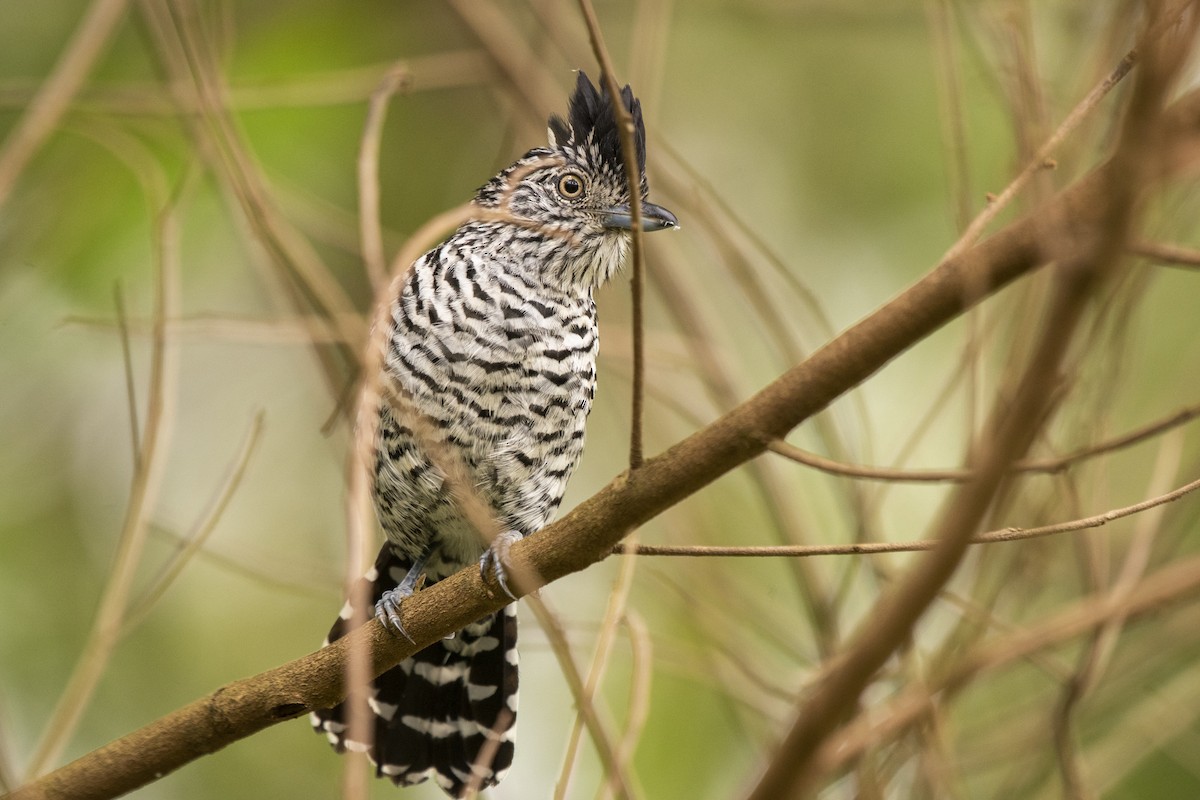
[557,173,585,198]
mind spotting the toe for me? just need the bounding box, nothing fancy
[374,591,415,643]
[479,530,523,600]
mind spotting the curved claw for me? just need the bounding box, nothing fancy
[374,588,416,643]
[479,530,524,600]
[373,551,429,643]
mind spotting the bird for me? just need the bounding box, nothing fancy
[310,71,677,797]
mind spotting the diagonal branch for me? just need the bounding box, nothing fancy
[10,83,1200,800]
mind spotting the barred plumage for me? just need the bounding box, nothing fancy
[311,71,676,797]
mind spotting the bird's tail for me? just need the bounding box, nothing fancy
[311,544,518,798]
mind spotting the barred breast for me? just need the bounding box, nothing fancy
[373,231,598,579]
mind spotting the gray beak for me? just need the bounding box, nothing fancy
[601,201,679,232]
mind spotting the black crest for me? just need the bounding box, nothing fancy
[548,71,647,178]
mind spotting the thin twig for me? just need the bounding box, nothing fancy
[0,0,130,209]
[336,200,473,795]
[0,700,14,793]
[149,523,331,598]
[357,63,409,290]
[749,26,1176,790]
[648,246,841,655]
[461,708,514,799]
[65,311,364,344]
[527,595,639,800]
[937,42,1135,267]
[555,541,640,800]
[0,53,491,115]
[139,0,365,401]
[25,173,186,778]
[927,0,974,232]
[445,0,563,118]
[822,550,1200,775]
[577,0,649,470]
[122,410,267,634]
[1130,239,1200,268]
[337,195,561,790]
[113,282,142,472]
[767,400,1200,482]
[1053,430,1181,799]
[655,570,804,702]
[615,473,1200,558]
[615,611,653,786]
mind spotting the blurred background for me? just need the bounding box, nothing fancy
[3,1,1200,798]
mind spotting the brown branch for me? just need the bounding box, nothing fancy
[10,79,1200,800]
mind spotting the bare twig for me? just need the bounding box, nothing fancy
[614,473,1200,558]
[138,0,365,401]
[577,0,650,469]
[358,63,409,290]
[0,0,130,209]
[0,53,490,115]
[336,193,570,791]
[767,399,1200,481]
[648,246,841,655]
[445,0,563,118]
[461,709,514,799]
[25,176,186,778]
[1052,430,1181,799]
[122,410,267,634]
[927,0,974,231]
[752,267,1095,798]
[746,9,1185,790]
[823,552,1200,775]
[615,611,653,789]
[112,282,141,472]
[335,198,474,795]
[938,46,1135,265]
[1130,238,1200,268]
[0,701,13,794]
[65,312,364,344]
[555,539,640,800]
[527,595,638,800]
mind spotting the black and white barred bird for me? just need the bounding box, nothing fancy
[311,72,677,796]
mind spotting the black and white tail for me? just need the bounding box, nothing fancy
[311,544,518,797]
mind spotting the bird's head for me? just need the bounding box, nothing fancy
[472,71,677,289]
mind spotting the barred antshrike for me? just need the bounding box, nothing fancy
[311,72,677,796]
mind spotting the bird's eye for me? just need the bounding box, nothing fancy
[557,173,585,199]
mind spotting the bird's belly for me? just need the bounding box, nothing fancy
[373,356,592,578]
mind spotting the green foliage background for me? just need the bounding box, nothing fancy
[3,1,1200,798]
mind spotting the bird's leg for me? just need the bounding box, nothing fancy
[479,530,524,600]
[375,547,431,643]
